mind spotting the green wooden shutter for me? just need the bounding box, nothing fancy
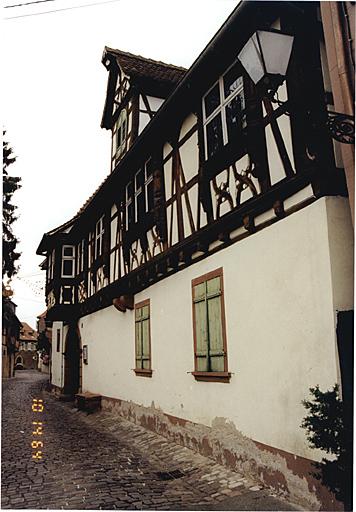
[207,276,225,372]
[193,282,208,371]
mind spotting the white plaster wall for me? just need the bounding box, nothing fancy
[51,321,64,388]
[79,197,352,461]
[179,113,197,140]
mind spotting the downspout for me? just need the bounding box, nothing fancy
[320,1,355,225]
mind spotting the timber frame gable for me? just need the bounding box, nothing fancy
[101,47,186,170]
[37,1,348,322]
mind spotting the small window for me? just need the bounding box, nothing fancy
[125,158,155,231]
[191,268,230,382]
[134,300,152,377]
[125,181,134,231]
[47,249,55,282]
[202,62,246,161]
[134,169,145,223]
[77,239,85,275]
[61,246,75,278]
[95,217,104,258]
[144,159,154,213]
[112,108,128,165]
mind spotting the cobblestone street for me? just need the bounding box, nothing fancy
[2,371,299,510]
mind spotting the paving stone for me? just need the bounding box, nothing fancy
[2,370,299,511]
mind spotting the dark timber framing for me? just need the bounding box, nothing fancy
[37,1,347,325]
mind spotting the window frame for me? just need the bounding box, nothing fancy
[202,63,246,161]
[134,299,152,377]
[113,108,128,162]
[77,239,85,275]
[47,249,55,282]
[95,217,105,259]
[124,158,155,232]
[191,267,230,382]
[61,245,75,278]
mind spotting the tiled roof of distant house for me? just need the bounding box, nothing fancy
[20,322,38,341]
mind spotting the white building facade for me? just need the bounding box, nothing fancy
[37,2,354,510]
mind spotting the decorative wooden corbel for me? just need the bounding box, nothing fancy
[218,232,231,243]
[243,215,255,232]
[273,200,285,219]
[113,295,134,312]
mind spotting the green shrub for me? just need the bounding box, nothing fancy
[301,384,352,510]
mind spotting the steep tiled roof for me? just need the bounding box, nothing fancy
[105,48,186,86]
[20,322,38,341]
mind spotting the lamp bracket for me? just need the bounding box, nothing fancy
[326,111,354,145]
[267,93,354,145]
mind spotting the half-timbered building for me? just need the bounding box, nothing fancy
[37,2,354,509]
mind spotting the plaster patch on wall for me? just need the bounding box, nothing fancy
[101,396,342,511]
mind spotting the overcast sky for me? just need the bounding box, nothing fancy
[3,0,237,328]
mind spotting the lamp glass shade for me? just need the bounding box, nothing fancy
[238,30,294,85]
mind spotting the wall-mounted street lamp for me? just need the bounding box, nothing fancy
[238,29,354,145]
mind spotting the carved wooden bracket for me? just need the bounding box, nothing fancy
[243,215,255,232]
[273,200,285,219]
[113,295,134,312]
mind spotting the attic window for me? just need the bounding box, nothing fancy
[61,245,75,278]
[112,108,128,165]
[202,62,246,160]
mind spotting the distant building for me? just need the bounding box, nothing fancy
[36,310,52,374]
[2,293,21,378]
[15,322,38,370]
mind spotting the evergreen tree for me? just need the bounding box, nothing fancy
[301,384,353,510]
[3,131,22,280]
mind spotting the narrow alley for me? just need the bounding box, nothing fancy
[2,371,299,510]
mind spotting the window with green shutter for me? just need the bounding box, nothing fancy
[192,268,230,382]
[134,299,152,377]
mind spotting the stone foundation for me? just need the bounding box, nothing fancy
[101,395,343,511]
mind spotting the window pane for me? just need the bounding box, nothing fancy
[135,170,144,190]
[147,180,154,212]
[204,83,220,118]
[63,246,74,257]
[127,181,133,198]
[146,158,154,176]
[223,63,243,98]
[63,260,73,276]
[127,202,134,228]
[225,93,246,142]
[206,114,223,159]
[137,193,145,221]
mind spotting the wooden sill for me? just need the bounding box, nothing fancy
[133,368,153,377]
[192,371,231,383]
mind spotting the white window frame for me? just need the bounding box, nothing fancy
[134,170,143,223]
[47,249,55,282]
[202,63,245,161]
[125,183,133,231]
[95,217,104,258]
[113,109,128,161]
[61,245,75,278]
[77,239,85,274]
[144,159,154,213]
